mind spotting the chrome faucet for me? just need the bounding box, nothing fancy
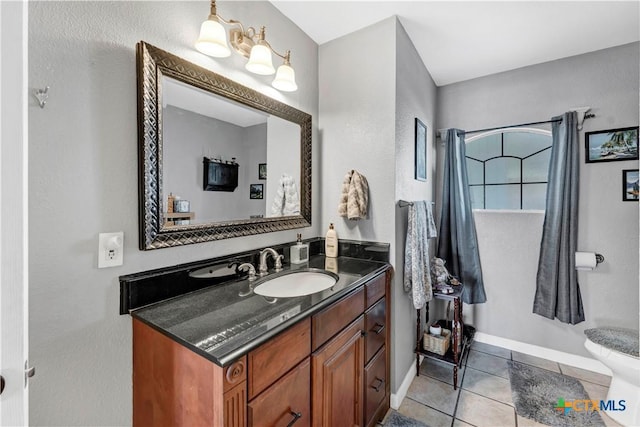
[258,248,284,276]
[238,262,257,282]
[237,262,257,297]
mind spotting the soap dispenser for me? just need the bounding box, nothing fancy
[290,233,309,264]
[325,223,338,258]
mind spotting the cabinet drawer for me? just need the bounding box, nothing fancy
[364,347,386,426]
[312,287,364,351]
[248,318,311,400]
[365,298,386,364]
[365,273,386,308]
[224,356,247,393]
[248,358,310,427]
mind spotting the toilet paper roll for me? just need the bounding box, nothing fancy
[575,252,597,271]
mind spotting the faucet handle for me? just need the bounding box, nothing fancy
[227,259,242,274]
[274,254,284,272]
[238,262,257,281]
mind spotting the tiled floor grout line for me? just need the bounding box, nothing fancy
[470,346,512,360]
[461,385,516,409]
[403,396,457,421]
[449,362,468,427]
[463,364,510,380]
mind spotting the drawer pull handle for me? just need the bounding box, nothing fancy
[287,411,302,427]
[372,323,385,335]
[371,377,384,392]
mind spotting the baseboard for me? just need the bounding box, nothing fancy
[390,355,423,409]
[474,332,612,376]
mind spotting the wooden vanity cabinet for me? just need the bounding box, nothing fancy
[312,316,365,427]
[363,272,390,427]
[247,358,311,427]
[132,267,391,427]
[132,318,246,427]
[247,318,311,427]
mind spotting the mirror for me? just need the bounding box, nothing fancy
[137,41,311,250]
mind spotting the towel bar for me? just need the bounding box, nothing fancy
[398,200,435,207]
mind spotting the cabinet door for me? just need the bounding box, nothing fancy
[248,358,310,427]
[312,316,365,427]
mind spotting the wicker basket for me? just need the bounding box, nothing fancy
[423,328,451,355]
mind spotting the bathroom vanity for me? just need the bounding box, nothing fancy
[124,250,391,427]
[129,42,392,425]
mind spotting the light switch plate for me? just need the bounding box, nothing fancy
[98,232,124,268]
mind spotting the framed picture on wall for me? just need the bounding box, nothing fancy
[585,126,638,163]
[249,184,263,199]
[415,118,427,181]
[258,163,267,180]
[622,169,639,201]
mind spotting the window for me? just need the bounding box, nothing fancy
[465,129,552,210]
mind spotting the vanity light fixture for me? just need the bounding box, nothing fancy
[195,0,298,92]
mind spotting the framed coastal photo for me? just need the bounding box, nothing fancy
[415,118,427,181]
[258,163,267,180]
[249,183,263,199]
[622,169,639,201]
[585,126,638,163]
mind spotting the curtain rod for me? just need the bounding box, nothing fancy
[466,119,560,135]
[437,112,596,137]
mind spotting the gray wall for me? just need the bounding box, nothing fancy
[242,124,269,217]
[393,23,438,391]
[437,43,639,357]
[28,1,318,425]
[319,17,439,394]
[164,107,267,222]
[319,16,398,390]
[318,18,396,244]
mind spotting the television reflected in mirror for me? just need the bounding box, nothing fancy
[137,41,311,250]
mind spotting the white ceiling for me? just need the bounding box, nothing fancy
[163,75,268,127]
[270,1,640,86]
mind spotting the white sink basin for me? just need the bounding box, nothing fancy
[253,270,338,298]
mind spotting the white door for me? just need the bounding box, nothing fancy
[0,0,30,424]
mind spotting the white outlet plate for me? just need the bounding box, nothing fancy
[98,232,124,268]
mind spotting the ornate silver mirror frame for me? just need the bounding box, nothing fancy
[136,41,312,250]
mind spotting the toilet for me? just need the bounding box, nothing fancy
[584,327,640,426]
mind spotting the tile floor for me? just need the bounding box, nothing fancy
[392,340,621,427]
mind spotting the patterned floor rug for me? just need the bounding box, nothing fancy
[384,410,429,427]
[508,360,605,427]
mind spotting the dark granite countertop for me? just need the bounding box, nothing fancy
[132,255,389,367]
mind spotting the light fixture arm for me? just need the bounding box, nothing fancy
[197,0,297,90]
[207,1,246,34]
[262,40,291,63]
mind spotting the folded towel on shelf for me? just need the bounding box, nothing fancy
[338,170,369,220]
[404,201,438,309]
[271,173,300,216]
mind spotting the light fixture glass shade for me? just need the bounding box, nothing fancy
[195,19,231,58]
[272,64,298,92]
[245,44,275,75]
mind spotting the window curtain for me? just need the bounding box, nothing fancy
[533,111,584,324]
[437,129,487,304]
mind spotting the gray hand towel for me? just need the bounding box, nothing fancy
[404,201,437,309]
